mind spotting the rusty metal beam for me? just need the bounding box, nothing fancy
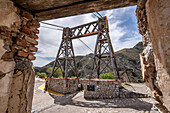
[70,31,99,40]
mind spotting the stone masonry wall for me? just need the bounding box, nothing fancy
[48,78,79,94]
[136,0,157,95]
[0,1,19,112]
[81,79,120,99]
[0,0,39,112]
[48,78,121,98]
[48,78,119,98]
[137,0,170,111]
[48,78,149,99]
[146,0,170,111]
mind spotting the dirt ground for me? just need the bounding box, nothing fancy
[32,78,158,113]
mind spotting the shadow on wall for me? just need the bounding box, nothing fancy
[48,92,153,111]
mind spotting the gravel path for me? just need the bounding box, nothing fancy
[32,78,157,113]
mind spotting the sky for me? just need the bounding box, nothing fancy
[33,5,142,67]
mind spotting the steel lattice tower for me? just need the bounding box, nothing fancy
[51,17,119,79]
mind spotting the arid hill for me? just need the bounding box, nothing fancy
[34,42,143,82]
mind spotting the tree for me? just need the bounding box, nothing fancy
[36,73,47,78]
[101,72,115,79]
[41,73,47,78]
[46,67,63,78]
[36,72,41,76]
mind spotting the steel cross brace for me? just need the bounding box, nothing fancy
[51,17,119,79]
[51,27,77,78]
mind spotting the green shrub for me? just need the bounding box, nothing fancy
[39,73,47,78]
[137,79,142,83]
[101,72,114,79]
[58,75,63,78]
[36,72,41,76]
[46,67,62,78]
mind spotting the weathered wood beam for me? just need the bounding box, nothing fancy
[35,0,137,21]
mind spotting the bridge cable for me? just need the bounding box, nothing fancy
[77,39,94,53]
[40,21,65,28]
[41,26,63,31]
[93,13,100,18]
[96,11,102,18]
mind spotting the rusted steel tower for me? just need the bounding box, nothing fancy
[51,17,119,79]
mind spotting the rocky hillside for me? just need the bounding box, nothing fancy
[34,42,143,81]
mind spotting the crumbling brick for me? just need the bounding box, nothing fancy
[28,54,36,60]
[26,23,32,29]
[16,39,27,47]
[34,35,39,39]
[22,27,31,35]
[11,46,16,52]
[29,46,38,52]
[25,36,38,45]
[17,51,28,57]
[32,20,40,28]
[22,12,33,21]
[33,29,39,34]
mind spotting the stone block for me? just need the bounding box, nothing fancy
[33,29,39,34]
[26,23,32,29]
[29,46,38,52]
[22,12,33,21]
[34,35,39,39]
[25,36,38,45]
[29,25,36,31]
[17,51,28,57]
[22,48,28,53]
[16,39,27,47]
[22,17,29,26]
[0,26,11,37]
[28,54,36,60]
[22,27,31,35]
[1,52,13,60]
[32,20,40,28]
[11,32,17,37]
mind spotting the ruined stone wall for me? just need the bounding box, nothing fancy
[137,0,157,95]
[0,0,39,112]
[137,0,170,111]
[48,78,148,99]
[48,78,79,94]
[48,78,121,98]
[81,79,147,99]
[0,1,19,112]
[82,79,120,99]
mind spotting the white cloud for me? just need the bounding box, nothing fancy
[33,6,142,67]
[33,56,52,67]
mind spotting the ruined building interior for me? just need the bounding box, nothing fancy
[0,0,169,113]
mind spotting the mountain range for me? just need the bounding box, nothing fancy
[34,42,143,82]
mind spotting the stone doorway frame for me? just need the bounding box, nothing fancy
[0,0,169,112]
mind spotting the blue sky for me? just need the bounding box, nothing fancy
[33,5,142,67]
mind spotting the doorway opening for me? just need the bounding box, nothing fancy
[32,6,156,113]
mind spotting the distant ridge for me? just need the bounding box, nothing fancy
[34,42,143,82]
